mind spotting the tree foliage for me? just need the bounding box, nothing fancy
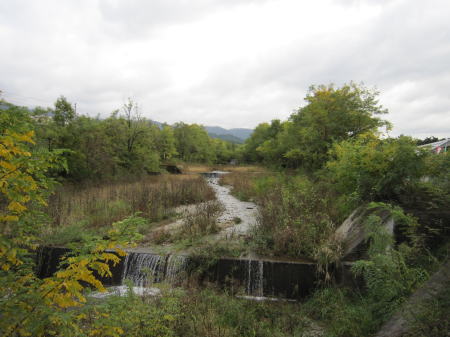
[242,83,390,170]
[326,134,428,206]
[25,97,239,181]
[0,104,138,336]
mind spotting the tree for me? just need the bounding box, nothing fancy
[53,96,75,126]
[173,123,215,163]
[157,125,178,161]
[242,122,271,163]
[0,105,135,336]
[284,83,390,170]
[121,98,146,154]
[416,136,442,146]
[326,135,427,205]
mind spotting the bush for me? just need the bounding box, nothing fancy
[304,210,429,337]
[252,174,337,258]
[180,201,223,238]
[326,135,427,207]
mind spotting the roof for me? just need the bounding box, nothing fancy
[419,138,450,153]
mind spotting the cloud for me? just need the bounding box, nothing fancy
[0,0,449,137]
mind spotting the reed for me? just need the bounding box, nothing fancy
[48,174,216,229]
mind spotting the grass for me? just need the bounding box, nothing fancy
[44,174,216,245]
[80,286,317,337]
[148,201,224,248]
[217,165,266,173]
[220,171,340,259]
[219,171,267,201]
[180,201,223,238]
[179,164,213,173]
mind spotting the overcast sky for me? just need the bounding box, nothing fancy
[1,0,449,137]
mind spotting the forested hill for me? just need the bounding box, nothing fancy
[203,126,253,142]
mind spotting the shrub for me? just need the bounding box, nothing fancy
[252,175,337,258]
[326,135,428,207]
[181,201,223,238]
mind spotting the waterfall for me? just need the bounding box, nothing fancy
[121,252,188,287]
[246,259,264,297]
[36,246,321,300]
[121,252,165,287]
[165,254,188,285]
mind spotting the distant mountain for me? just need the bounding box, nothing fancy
[208,132,244,144]
[148,120,253,143]
[203,126,253,142]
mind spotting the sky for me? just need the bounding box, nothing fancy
[1,0,449,138]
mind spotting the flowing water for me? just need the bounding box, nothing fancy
[246,259,264,297]
[120,252,264,297]
[121,252,188,287]
[203,171,258,237]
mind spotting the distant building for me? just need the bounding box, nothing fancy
[419,138,450,154]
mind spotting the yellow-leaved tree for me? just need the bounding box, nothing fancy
[0,104,133,336]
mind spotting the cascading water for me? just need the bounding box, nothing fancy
[165,254,188,285]
[246,259,264,297]
[36,247,320,300]
[121,252,189,287]
[121,252,165,287]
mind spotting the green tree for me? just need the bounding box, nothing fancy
[173,123,215,163]
[53,95,75,127]
[0,104,137,336]
[157,125,178,161]
[285,83,389,170]
[242,122,270,163]
[326,134,427,206]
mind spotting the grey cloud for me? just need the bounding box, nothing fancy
[98,0,271,39]
[0,0,449,136]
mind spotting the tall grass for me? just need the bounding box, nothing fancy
[219,171,267,201]
[48,175,216,229]
[181,201,223,237]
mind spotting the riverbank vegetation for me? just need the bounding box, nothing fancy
[224,83,449,335]
[44,175,216,246]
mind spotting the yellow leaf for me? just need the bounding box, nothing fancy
[8,201,27,213]
[0,160,16,171]
[1,215,19,222]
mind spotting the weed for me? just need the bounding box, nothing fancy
[252,174,337,259]
[181,201,223,238]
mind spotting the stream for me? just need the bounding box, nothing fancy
[204,171,258,237]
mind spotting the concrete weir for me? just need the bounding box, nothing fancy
[36,247,334,300]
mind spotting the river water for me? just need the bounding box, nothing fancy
[205,171,258,237]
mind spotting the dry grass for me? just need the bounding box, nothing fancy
[216,165,266,173]
[181,201,223,237]
[48,174,216,229]
[179,164,213,173]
